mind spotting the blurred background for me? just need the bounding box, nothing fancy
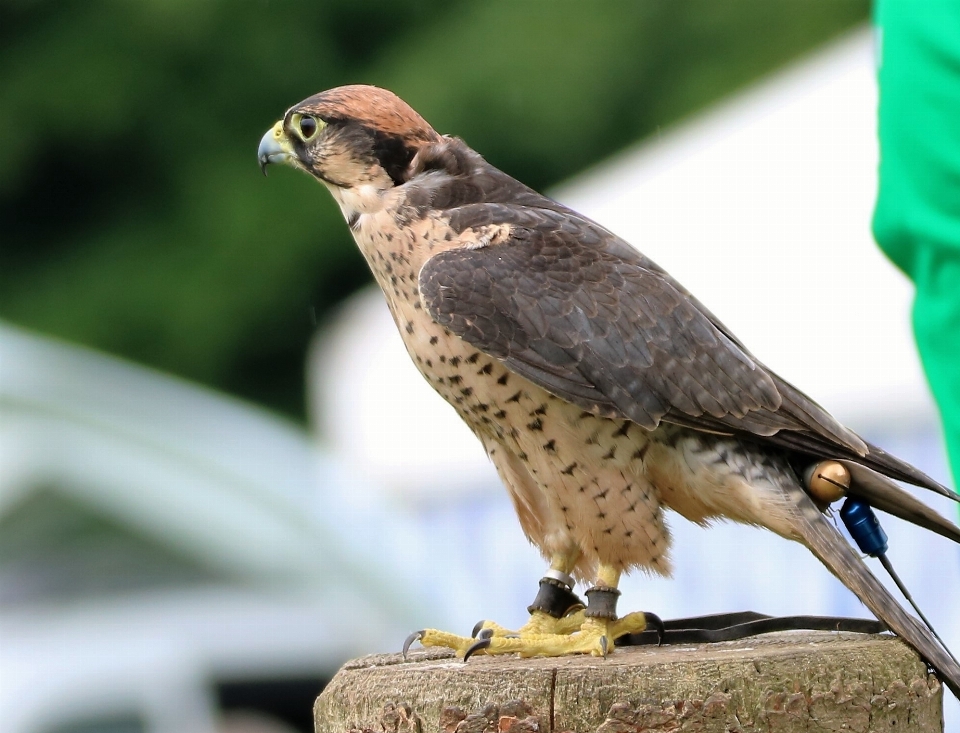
[2,2,958,732]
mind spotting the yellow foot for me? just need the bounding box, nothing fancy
[473,609,586,640]
[404,611,658,660]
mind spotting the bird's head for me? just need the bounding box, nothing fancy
[257,85,442,192]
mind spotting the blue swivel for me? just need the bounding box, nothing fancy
[839,497,889,557]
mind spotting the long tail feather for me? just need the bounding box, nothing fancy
[859,441,958,501]
[782,479,960,699]
[838,460,960,544]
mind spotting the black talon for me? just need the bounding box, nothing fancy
[463,637,491,661]
[402,630,424,659]
[471,620,486,638]
[645,612,666,646]
[599,635,609,657]
[476,627,494,641]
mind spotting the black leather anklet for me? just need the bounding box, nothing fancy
[584,586,621,619]
[527,577,584,618]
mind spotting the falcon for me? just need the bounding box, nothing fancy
[258,85,960,696]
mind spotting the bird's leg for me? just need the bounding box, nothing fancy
[463,564,654,658]
[474,549,586,639]
[405,563,657,659]
[405,551,584,658]
[577,566,654,652]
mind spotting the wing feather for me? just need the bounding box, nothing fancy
[418,200,950,495]
[420,210,828,438]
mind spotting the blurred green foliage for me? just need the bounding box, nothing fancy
[0,0,868,419]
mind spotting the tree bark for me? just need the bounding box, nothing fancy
[315,631,942,733]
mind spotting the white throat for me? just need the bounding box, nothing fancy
[325,182,387,224]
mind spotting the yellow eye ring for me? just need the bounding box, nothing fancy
[290,113,324,141]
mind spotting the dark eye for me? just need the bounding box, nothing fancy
[299,115,318,139]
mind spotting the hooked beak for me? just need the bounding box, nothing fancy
[258,121,295,175]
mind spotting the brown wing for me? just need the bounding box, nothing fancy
[420,204,900,468]
[409,139,950,495]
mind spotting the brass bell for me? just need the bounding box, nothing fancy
[803,460,851,505]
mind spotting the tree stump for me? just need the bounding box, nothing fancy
[315,631,943,733]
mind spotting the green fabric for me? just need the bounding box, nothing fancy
[873,0,960,491]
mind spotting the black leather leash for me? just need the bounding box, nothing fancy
[616,610,888,646]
